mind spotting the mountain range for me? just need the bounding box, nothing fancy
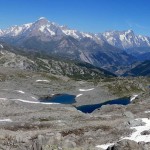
[0,17,150,75]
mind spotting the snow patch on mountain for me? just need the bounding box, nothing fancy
[79,88,94,92]
[36,79,50,83]
[76,94,83,98]
[0,44,3,48]
[16,90,25,94]
[96,143,114,149]
[130,94,138,101]
[10,98,59,105]
[123,118,150,143]
[62,29,81,39]
[0,119,12,122]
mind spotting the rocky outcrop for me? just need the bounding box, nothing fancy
[107,140,146,150]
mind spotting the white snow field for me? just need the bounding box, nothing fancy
[123,118,150,143]
[0,119,12,122]
[76,94,83,98]
[130,94,138,101]
[79,88,94,92]
[96,118,150,149]
[36,79,50,83]
[96,143,114,149]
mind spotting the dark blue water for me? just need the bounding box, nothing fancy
[40,94,130,113]
[40,94,76,104]
[76,97,130,113]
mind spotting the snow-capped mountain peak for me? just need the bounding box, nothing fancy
[0,18,100,41]
[127,29,133,33]
[102,30,150,49]
[0,23,33,37]
[35,17,50,24]
[0,18,150,49]
[38,17,47,20]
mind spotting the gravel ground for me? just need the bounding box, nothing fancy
[0,67,150,149]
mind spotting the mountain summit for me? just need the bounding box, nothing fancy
[0,18,96,40]
[102,30,150,49]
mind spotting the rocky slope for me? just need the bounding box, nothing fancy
[0,42,116,80]
[0,67,149,149]
[124,60,150,76]
[135,51,150,61]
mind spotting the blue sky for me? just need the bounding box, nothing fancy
[0,0,150,35]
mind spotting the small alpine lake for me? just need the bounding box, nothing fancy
[40,94,130,113]
[76,97,130,113]
[40,94,76,104]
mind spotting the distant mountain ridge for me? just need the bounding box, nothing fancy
[1,17,150,74]
[101,30,150,58]
[1,18,150,49]
[101,30,150,49]
[0,17,100,42]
